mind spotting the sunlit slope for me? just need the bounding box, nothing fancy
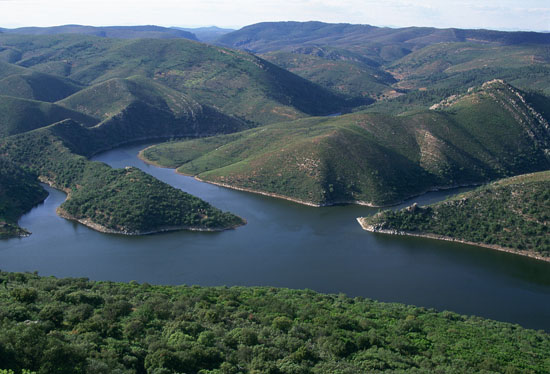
[360,171,550,257]
[143,81,550,206]
[261,48,395,100]
[0,34,353,124]
[388,43,550,94]
[0,96,97,137]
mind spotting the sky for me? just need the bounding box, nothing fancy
[0,0,549,31]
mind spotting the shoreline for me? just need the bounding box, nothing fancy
[56,207,242,235]
[139,145,481,208]
[356,218,550,263]
[40,174,243,236]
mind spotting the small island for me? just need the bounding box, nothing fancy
[358,171,550,261]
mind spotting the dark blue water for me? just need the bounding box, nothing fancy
[1,143,549,331]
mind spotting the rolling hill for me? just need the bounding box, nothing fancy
[0,34,354,124]
[261,48,395,100]
[0,70,83,102]
[141,80,550,206]
[359,171,550,259]
[0,96,97,137]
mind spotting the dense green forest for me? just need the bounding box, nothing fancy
[0,158,47,238]
[0,271,549,374]
[142,80,550,206]
[0,119,244,234]
[359,171,550,257]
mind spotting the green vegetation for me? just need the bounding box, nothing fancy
[360,171,550,257]
[261,48,393,101]
[0,96,97,137]
[0,34,352,125]
[142,81,550,206]
[0,119,244,234]
[0,70,83,102]
[1,271,549,374]
[0,158,47,238]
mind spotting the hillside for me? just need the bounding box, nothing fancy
[358,171,550,259]
[0,70,83,102]
[0,120,244,235]
[218,22,550,108]
[0,158,48,238]
[261,48,395,100]
[387,42,550,95]
[141,80,550,206]
[1,271,549,374]
[0,34,354,124]
[0,25,198,40]
[0,96,97,137]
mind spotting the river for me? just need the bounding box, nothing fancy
[1,143,550,330]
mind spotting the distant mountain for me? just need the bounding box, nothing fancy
[173,26,234,42]
[216,21,550,63]
[142,80,550,206]
[0,25,198,40]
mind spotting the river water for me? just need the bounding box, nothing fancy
[1,143,549,330]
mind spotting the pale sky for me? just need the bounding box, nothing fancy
[0,0,549,31]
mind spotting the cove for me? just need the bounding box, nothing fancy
[1,143,550,331]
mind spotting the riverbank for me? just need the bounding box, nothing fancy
[139,144,483,209]
[56,207,243,235]
[41,173,244,236]
[357,217,550,263]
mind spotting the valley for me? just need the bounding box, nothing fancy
[1,19,550,373]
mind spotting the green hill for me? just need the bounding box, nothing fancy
[0,34,353,124]
[0,70,83,102]
[1,271,549,374]
[359,171,550,259]
[0,158,48,238]
[0,96,98,137]
[141,80,550,206]
[261,48,394,100]
[0,119,244,235]
[387,42,550,95]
